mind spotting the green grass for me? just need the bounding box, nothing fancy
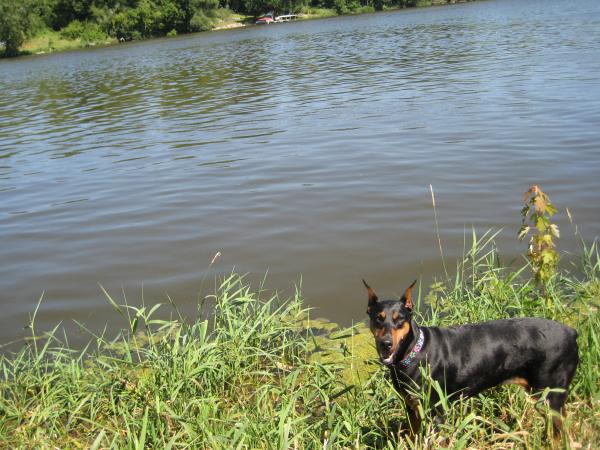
[212,9,253,29]
[301,8,339,19]
[19,28,115,56]
[352,6,377,15]
[1,234,599,448]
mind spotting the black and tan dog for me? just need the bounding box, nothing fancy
[363,279,579,436]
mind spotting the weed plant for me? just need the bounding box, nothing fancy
[1,234,599,448]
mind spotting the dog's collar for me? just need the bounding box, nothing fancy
[399,329,424,368]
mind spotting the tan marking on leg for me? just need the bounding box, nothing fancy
[552,413,563,438]
[502,377,530,389]
[399,390,421,435]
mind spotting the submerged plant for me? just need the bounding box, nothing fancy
[518,185,560,294]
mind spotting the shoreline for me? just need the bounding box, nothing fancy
[10,1,475,59]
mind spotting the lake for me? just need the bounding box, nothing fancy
[1,0,599,345]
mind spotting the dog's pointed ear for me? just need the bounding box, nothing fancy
[400,279,417,311]
[363,279,378,311]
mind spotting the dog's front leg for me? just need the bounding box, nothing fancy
[404,396,421,435]
[407,405,421,435]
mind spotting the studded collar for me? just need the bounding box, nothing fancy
[399,328,425,368]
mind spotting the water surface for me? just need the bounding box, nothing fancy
[1,0,599,344]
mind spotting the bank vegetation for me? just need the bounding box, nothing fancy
[1,0,468,57]
[1,227,599,446]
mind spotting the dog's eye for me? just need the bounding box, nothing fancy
[374,315,387,325]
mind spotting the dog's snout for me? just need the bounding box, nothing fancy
[380,339,393,351]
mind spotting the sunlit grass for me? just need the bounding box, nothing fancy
[299,8,339,19]
[20,29,115,56]
[0,234,598,448]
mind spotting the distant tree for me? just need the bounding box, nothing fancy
[0,0,38,57]
[243,0,305,16]
[94,0,139,7]
[29,0,59,28]
[188,0,220,32]
[106,0,222,39]
[51,0,94,29]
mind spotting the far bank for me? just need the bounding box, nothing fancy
[4,1,476,59]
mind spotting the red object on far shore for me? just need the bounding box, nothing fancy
[256,13,275,25]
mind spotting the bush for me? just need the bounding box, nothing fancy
[353,5,374,14]
[60,20,107,42]
[332,0,360,15]
[59,19,85,39]
[109,10,137,40]
[190,11,214,32]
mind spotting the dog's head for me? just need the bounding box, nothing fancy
[363,279,416,366]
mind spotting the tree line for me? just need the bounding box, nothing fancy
[1,0,429,57]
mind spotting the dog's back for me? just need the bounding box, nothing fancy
[419,318,578,398]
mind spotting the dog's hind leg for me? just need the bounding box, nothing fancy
[546,391,567,436]
[534,357,578,436]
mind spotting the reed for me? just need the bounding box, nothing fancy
[1,236,598,448]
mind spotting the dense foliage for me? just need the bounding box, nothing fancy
[1,0,448,56]
[0,0,42,56]
[1,0,223,55]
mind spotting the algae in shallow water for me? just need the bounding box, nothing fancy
[305,317,378,384]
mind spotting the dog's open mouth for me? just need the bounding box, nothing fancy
[381,355,394,365]
[378,348,396,366]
